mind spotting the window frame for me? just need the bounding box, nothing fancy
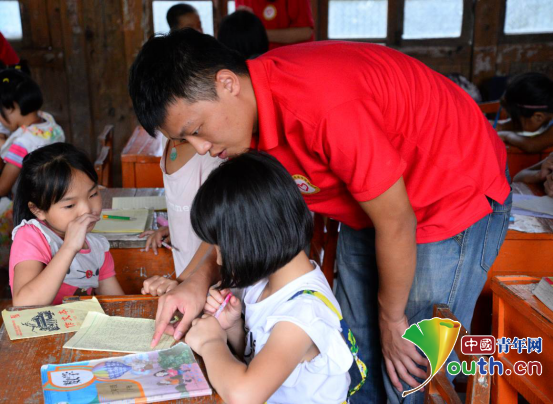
[498,0,553,44]
[318,0,474,47]
[0,0,24,48]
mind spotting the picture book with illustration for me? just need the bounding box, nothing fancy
[41,343,212,403]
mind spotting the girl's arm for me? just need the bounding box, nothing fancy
[13,213,99,306]
[513,158,546,183]
[0,163,20,196]
[226,318,246,356]
[96,276,125,295]
[186,317,316,404]
[12,246,78,306]
[501,127,553,153]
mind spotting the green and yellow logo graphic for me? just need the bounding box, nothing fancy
[401,317,461,397]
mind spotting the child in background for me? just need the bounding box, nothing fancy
[184,152,365,404]
[0,69,65,197]
[10,143,124,306]
[166,3,203,33]
[497,72,553,153]
[138,135,221,296]
[218,10,269,59]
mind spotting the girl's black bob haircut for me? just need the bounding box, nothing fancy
[191,151,313,289]
[13,143,98,225]
[0,69,43,121]
[502,72,553,130]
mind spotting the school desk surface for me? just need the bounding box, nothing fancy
[0,296,223,403]
[491,276,553,404]
[472,182,553,335]
[506,145,553,178]
[121,126,164,188]
[100,187,174,294]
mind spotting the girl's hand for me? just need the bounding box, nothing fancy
[540,153,553,180]
[185,315,227,356]
[62,213,100,253]
[204,287,242,330]
[142,275,178,296]
[139,226,170,255]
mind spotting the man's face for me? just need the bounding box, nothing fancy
[160,72,257,159]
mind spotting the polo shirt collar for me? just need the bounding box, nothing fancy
[247,58,279,151]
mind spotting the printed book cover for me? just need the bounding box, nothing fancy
[41,342,212,403]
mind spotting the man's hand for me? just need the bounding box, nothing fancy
[151,243,220,348]
[380,314,428,391]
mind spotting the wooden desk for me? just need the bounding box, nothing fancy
[0,296,222,403]
[100,188,174,294]
[473,182,553,334]
[506,146,553,178]
[122,126,164,188]
[491,276,552,404]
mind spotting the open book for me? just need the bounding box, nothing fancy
[41,343,212,403]
[533,276,553,312]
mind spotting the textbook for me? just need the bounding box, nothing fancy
[41,343,212,403]
[533,276,553,312]
[92,209,149,233]
[1,297,104,340]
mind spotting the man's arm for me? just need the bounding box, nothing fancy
[152,242,220,346]
[358,177,427,390]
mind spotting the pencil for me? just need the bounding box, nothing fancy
[161,241,180,252]
[102,214,135,221]
[214,292,233,319]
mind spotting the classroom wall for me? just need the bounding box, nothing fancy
[11,0,152,186]
[7,0,553,186]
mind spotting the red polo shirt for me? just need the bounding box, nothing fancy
[247,42,510,244]
[235,0,314,50]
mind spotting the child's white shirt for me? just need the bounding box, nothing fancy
[0,111,65,167]
[242,262,352,404]
[160,140,222,276]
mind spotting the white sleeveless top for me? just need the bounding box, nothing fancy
[12,219,109,289]
[160,142,222,276]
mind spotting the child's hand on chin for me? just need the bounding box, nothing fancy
[185,315,227,355]
[204,288,242,330]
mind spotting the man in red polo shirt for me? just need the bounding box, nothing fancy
[235,0,314,50]
[129,30,511,403]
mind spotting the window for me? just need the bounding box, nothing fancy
[403,0,463,39]
[152,1,214,36]
[328,0,387,39]
[228,1,235,14]
[504,0,553,35]
[0,0,23,40]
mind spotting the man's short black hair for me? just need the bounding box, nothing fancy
[0,69,42,121]
[128,28,248,138]
[166,3,198,31]
[191,152,313,289]
[217,10,269,59]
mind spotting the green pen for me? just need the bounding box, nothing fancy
[102,214,135,221]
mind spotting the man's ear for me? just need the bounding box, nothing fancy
[28,202,46,220]
[216,69,241,96]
